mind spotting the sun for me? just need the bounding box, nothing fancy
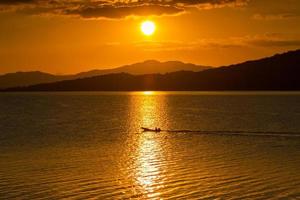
[141,20,156,36]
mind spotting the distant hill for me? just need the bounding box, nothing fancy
[106,60,210,75]
[3,49,300,91]
[0,72,67,89]
[0,60,210,89]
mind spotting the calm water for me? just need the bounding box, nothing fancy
[0,92,300,199]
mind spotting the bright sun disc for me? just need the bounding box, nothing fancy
[141,21,155,36]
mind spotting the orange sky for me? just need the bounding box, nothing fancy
[0,0,300,74]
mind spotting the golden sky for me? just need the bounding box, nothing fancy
[0,0,300,74]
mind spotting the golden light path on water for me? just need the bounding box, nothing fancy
[130,91,168,198]
[143,91,155,96]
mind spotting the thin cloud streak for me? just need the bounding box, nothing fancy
[105,34,300,52]
[253,13,300,21]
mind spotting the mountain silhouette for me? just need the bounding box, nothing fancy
[3,49,300,91]
[0,60,210,89]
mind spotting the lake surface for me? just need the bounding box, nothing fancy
[0,92,300,199]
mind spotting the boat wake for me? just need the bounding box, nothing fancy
[142,128,300,137]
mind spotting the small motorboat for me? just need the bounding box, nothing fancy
[141,127,161,132]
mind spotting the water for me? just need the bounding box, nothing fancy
[0,92,300,199]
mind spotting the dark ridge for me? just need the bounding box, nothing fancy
[2,49,300,91]
[0,60,210,89]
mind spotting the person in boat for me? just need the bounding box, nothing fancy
[141,127,161,132]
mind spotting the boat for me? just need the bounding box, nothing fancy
[141,127,161,132]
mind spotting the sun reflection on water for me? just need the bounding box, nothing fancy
[143,91,155,96]
[135,136,163,198]
[128,92,168,198]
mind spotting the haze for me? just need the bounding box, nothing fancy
[0,0,300,74]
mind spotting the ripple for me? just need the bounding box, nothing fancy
[1,92,300,199]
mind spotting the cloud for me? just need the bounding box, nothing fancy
[106,38,244,52]
[65,5,184,19]
[253,13,300,21]
[105,34,300,52]
[0,0,249,19]
[133,40,201,51]
[247,38,300,47]
[240,34,300,47]
[0,0,35,4]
